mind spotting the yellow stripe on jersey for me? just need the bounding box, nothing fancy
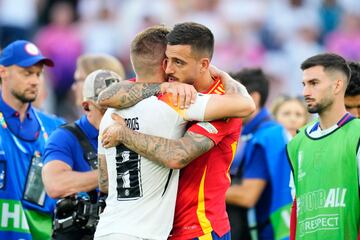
[196,167,213,235]
[218,85,225,92]
[207,79,221,94]
[198,232,213,240]
[227,141,238,181]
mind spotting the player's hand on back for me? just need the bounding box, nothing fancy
[160,82,197,109]
[101,113,127,148]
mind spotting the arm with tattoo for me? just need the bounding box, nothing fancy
[101,118,214,169]
[97,81,161,109]
[123,130,214,169]
[98,154,109,194]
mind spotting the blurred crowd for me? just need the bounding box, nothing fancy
[1,0,360,121]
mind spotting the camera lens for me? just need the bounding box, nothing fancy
[55,198,77,219]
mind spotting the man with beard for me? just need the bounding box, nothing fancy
[287,53,360,240]
[0,40,63,240]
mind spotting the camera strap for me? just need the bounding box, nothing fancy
[61,123,98,170]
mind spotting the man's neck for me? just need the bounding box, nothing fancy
[1,92,29,122]
[136,73,164,83]
[318,102,347,130]
[193,71,214,92]
[86,111,103,130]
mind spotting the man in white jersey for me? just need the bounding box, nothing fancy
[287,53,360,240]
[94,26,254,240]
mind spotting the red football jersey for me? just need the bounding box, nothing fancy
[170,78,243,239]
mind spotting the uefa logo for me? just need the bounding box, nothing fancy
[25,43,40,56]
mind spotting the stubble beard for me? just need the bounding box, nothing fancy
[11,90,36,103]
[307,97,333,114]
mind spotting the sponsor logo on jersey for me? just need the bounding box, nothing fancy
[297,188,347,236]
[196,122,218,134]
[298,150,306,181]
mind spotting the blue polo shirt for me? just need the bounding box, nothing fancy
[43,115,98,172]
[0,95,41,140]
[0,94,64,240]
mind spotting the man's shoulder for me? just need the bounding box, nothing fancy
[255,120,284,138]
[46,124,77,144]
[348,118,360,128]
[34,108,65,128]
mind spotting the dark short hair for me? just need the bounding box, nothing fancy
[166,22,214,60]
[301,53,351,83]
[346,61,360,97]
[231,68,269,107]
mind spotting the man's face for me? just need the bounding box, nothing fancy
[302,65,335,114]
[164,44,202,85]
[345,95,360,118]
[3,64,43,103]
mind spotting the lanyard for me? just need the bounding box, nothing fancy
[0,110,48,155]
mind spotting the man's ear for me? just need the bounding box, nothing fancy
[200,58,210,73]
[82,101,91,112]
[0,66,8,80]
[162,58,168,72]
[334,78,345,95]
[250,91,261,109]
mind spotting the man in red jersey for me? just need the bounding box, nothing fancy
[100,22,254,240]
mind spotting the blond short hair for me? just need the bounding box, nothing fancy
[130,25,170,77]
[77,54,125,80]
[270,95,311,124]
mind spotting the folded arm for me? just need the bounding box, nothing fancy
[42,160,98,198]
[226,179,267,208]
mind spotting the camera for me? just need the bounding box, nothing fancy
[53,192,106,237]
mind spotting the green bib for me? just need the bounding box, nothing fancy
[287,119,360,240]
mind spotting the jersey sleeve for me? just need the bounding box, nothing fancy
[187,118,241,145]
[158,93,210,121]
[183,93,210,121]
[43,128,77,168]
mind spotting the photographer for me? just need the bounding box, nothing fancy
[42,69,122,239]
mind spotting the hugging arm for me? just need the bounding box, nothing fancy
[203,67,255,120]
[121,130,214,169]
[98,80,197,110]
[97,81,161,109]
[101,117,214,169]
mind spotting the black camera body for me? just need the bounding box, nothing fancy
[53,192,106,238]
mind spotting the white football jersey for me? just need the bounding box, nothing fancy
[95,94,209,240]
